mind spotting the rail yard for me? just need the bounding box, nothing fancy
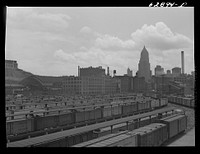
[6,93,195,147]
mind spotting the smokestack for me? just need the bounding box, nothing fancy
[107,67,109,76]
[113,70,116,76]
[78,66,80,76]
[181,51,184,74]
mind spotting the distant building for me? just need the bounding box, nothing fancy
[172,67,181,77]
[5,60,18,69]
[114,75,133,93]
[62,76,81,94]
[81,76,105,95]
[167,70,171,74]
[63,66,121,95]
[138,46,151,82]
[127,68,133,77]
[155,65,164,76]
[152,75,188,96]
[133,76,147,93]
[79,66,106,77]
[152,75,173,94]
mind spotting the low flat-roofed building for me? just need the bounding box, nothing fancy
[5,60,18,69]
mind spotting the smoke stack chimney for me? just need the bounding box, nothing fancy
[107,67,109,76]
[181,51,184,74]
[113,70,116,76]
[78,66,80,77]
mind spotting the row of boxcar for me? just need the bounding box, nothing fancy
[6,93,142,111]
[168,95,195,108]
[6,96,166,120]
[6,98,168,136]
[74,114,187,147]
[20,109,176,147]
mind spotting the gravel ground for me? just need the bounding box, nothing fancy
[167,103,195,131]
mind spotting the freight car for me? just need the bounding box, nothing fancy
[81,114,187,147]
[6,97,168,136]
[7,106,177,147]
[168,95,194,108]
[86,123,168,147]
[35,130,97,147]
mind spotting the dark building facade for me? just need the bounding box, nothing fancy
[172,67,181,77]
[79,66,106,77]
[155,65,164,76]
[133,76,147,93]
[152,75,185,96]
[138,46,151,82]
[114,75,133,93]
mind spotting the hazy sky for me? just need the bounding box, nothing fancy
[5,7,194,76]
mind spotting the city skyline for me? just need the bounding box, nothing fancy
[5,7,194,76]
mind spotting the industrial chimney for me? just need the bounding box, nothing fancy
[181,51,184,74]
[78,66,80,77]
[113,70,116,76]
[107,67,110,76]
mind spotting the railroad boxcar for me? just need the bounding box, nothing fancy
[136,123,168,146]
[102,106,111,118]
[178,115,187,133]
[88,131,138,147]
[58,112,75,126]
[93,107,102,119]
[155,99,160,108]
[145,123,168,146]
[172,96,176,103]
[6,118,34,135]
[84,109,91,122]
[130,102,138,113]
[136,128,149,146]
[72,131,126,147]
[138,102,145,111]
[36,131,95,147]
[88,109,95,120]
[168,96,173,103]
[34,115,59,130]
[93,122,131,138]
[150,99,156,109]
[164,117,178,138]
[157,114,187,139]
[122,104,132,115]
[36,138,67,147]
[75,109,85,123]
[111,105,120,116]
[145,101,151,110]
[160,98,168,107]
[103,132,138,147]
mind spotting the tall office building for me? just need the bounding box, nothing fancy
[138,46,151,82]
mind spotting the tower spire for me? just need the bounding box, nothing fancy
[138,46,151,82]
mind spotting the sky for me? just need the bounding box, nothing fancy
[5,7,194,76]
